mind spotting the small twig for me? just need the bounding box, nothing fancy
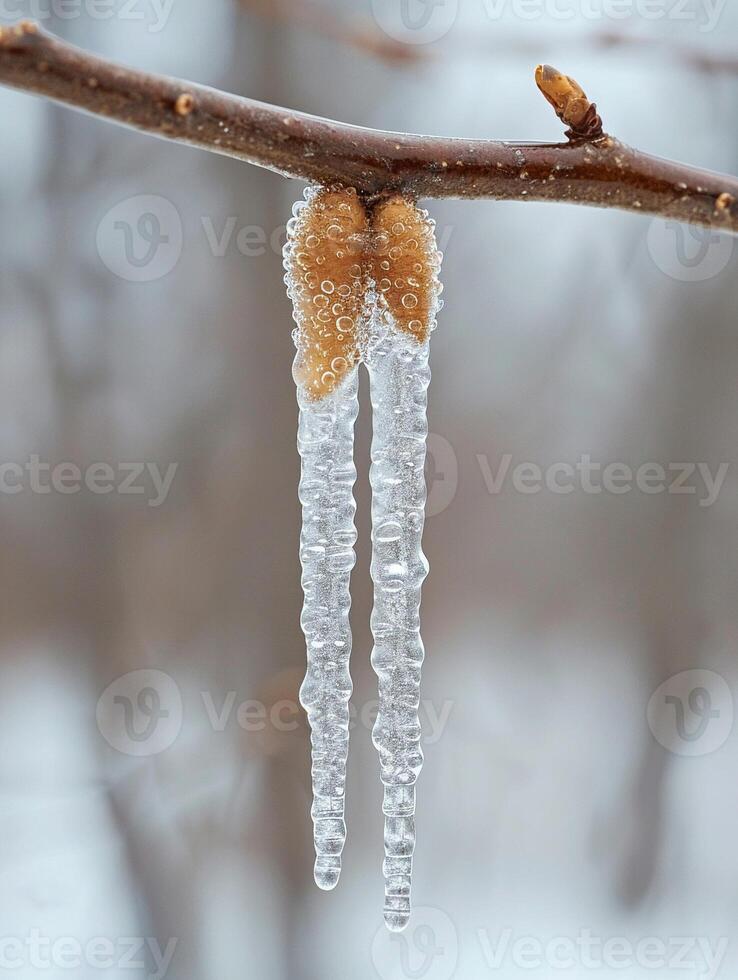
[238,0,738,76]
[238,0,429,65]
[1,22,737,234]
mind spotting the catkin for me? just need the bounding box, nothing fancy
[285,187,369,400]
[370,196,441,344]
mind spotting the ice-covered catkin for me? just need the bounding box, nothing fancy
[370,196,441,343]
[284,186,369,889]
[366,197,442,931]
[285,186,368,400]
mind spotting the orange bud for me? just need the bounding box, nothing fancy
[370,196,441,344]
[286,187,369,401]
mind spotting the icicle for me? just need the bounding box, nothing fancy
[284,186,368,889]
[365,197,442,931]
[283,186,442,928]
[295,373,359,889]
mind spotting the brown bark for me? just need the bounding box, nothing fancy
[1,22,736,234]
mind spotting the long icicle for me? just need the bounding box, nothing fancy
[366,197,442,931]
[284,186,369,889]
[296,371,359,889]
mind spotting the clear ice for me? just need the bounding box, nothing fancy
[295,368,359,890]
[366,322,432,932]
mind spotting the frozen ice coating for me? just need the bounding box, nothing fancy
[284,185,368,401]
[284,187,442,926]
[367,199,442,931]
[366,331,431,931]
[370,196,442,344]
[295,372,359,890]
[284,186,367,888]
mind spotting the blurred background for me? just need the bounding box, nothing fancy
[1,1,738,977]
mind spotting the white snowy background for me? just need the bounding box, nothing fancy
[1,1,738,978]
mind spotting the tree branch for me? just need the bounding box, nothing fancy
[1,21,737,234]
